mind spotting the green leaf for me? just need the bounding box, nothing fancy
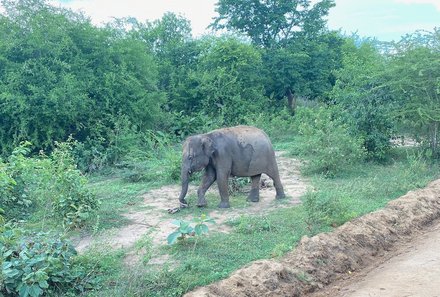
[167,231,181,245]
[19,284,30,297]
[28,284,43,297]
[3,268,20,278]
[38,280,49,289]
[195,224,209,236]
[204,218,216,224]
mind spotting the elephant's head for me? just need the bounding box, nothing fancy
[178,135,215,205]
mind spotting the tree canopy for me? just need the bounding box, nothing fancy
[211,0,335,47]
[0,0,439,160]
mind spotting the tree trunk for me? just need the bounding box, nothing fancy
[430,121,439,157]
[286,88,296,115]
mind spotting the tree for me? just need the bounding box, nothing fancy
[127,13,202,114]
[386,29,440,156]
[211,0,335,48]
[330,37,393,160]
[264,32,344,111]
[0,0,165,154]
[211,0,340,113]
[193,36,267,124]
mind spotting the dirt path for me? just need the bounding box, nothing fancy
[312,221,440,297]
[185,179,440,297]
[74,152,308,263]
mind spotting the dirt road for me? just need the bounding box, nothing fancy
[314,221,440,297]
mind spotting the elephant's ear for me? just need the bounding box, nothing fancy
[202,136,215,157]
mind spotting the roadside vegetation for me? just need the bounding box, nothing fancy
[1,0,439,296]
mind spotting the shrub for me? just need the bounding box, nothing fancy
[0,142,51,219]
[0,141,98,228]
[244,108,296,141]
[294,106,366,176]
[48,141,99,228]
[1,227,97,297]
[302,190,357,233]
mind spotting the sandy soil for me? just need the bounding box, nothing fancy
[74,151,308,264]
[185,179,440,297]
[309,221,440,297]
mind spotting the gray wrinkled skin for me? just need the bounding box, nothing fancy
[178,125,285,208]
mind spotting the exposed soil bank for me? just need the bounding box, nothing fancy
[314,221,440,297]
[185,179,440,297]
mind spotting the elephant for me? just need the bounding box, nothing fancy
[178,125,285,208]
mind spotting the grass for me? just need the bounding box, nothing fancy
[76,143,440,297]
[80,147,182,233]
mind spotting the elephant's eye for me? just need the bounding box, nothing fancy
[188,155,193,160]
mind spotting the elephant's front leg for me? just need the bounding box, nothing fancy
[216,171,230,208]
[197,165,216,207]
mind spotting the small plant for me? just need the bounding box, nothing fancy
[1,228,98,297]
[271,243,292,258]
[230,215,274,234]
[167,214,215,245]
[302,190,357,233]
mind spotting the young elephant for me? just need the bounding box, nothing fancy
[178,125,285,208]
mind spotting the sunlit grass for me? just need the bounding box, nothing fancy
[81,143,440,296]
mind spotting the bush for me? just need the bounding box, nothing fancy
[302,190,357,233]
[0,142,51,219]
[48,142,100,228]
[244,108,296,141]
[1,227,97,297]
[0,141,98,229]
[294,106,366,176]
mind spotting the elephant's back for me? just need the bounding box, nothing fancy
[210,126,276,176]
[213,125,271,144]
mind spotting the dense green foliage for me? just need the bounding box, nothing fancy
[0,141,98,228]
[293,106,366,176]
[1,0,439,296]
[330,38,393,159]
[0,0,164,155]
[386,30,440,156]
[1,0,438,161]
[1,228,97,297]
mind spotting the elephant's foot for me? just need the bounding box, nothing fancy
[247,189,260,202]
[218,201,230,208]
[196,198,208,207]
[275,191,286,199]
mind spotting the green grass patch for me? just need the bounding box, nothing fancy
[87,145,438,296]
[84,147,182,232]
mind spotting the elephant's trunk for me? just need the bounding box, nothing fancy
[178,166,190,206]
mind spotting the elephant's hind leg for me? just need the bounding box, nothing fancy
[247,174,261,202]
[197,166,216,207]
[266,166,286,199]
